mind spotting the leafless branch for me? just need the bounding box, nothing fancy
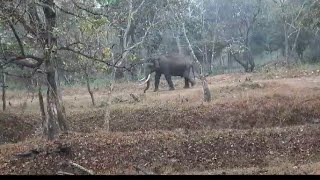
[14,14,37,36]
[34,2,55,13]
[55,4,85,19]
[5,72,33,79]
[8,20,25,56]
[70,0,117,29]
[123,0,134,48]
[2,54,43,69]
[125,11,160,52]
[288,29,299,39]
[64,42,85,49]
[57,171,74,175]
[130,93,140,102]
[68,161,95,175]
[58,46,133,71]
[132,0,145,16]
[293,0,308,23]
[133,165,154,175]
[71,0,106,17]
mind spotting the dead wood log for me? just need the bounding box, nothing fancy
[130,93,140,102]
[57,171,74,175]
[133,165,154,175]
[69,161,95,175]
[14,149,41,158]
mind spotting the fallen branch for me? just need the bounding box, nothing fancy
[57,171,74,175]
[133,165,154,175]
[130,93,140,102]
[14,149,41,158]
[69,161,95,175]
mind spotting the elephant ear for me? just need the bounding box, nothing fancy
[154,58,160,69]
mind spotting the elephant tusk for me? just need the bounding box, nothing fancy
[138,77,146,82]
[139,74,151,86]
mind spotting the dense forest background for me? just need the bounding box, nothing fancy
[0,0,320,139]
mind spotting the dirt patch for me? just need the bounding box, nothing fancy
[64,94,320,133]
[2,71,320,175]
[5,91,318,136]
[0,113,40,144]
[1,124,320,175]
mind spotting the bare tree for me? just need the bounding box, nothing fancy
[0,0,68,140]
[273,0,316,63]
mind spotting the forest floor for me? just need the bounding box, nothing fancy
[1,64,320,175]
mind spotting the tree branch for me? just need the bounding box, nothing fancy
[58,46,132,71]
[70,0,117,29]
[34,2,55,13]
[68,161,95,175]
[71,0,107,17]
[123,0,134,49]
[55,4,85,19]
[125,10,160,52]
[14,14,38,36]
[132,0,145,16]
[8,20,25,56]
[231,53,247,68]
[57,171,74,175]
[2,54,44,69]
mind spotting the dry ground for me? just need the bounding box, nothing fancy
[1,66,320,175]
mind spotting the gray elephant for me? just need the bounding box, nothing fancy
[139,53,196,93]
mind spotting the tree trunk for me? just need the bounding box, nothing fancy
[104,83,113,132]
[204,44,208,72]
[104,96,111,132]
[2,71,6,111]
[37,78,46,134]
[200,76,211,102]
[292,28,301,63]
[176,35,182,54]
[45,57,68,140]
[182,23,203,74]
[104,52,117,132]
[282,9,289,63]
[42,0,68,140]
[175,28,183,54]
[284,26,289,63]
[231,53,250,72]
[181,22,211,102]
[210,4,220,73]
[84,67,95,106]
[210,42,215,72]
[245,50,255,72]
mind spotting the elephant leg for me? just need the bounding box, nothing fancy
[165,75,175,91]
[189,78,196,87]
[186,76,196,87]
[154,73,161,92]
[183,69,195,87]
[184,78,190,89]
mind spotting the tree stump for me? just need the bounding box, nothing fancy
[200,75,211,102]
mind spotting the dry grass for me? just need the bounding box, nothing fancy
[1,68,320,174]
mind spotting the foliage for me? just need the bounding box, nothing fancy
[1,0,320,85]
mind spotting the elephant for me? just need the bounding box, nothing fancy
[139,53,196,93]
